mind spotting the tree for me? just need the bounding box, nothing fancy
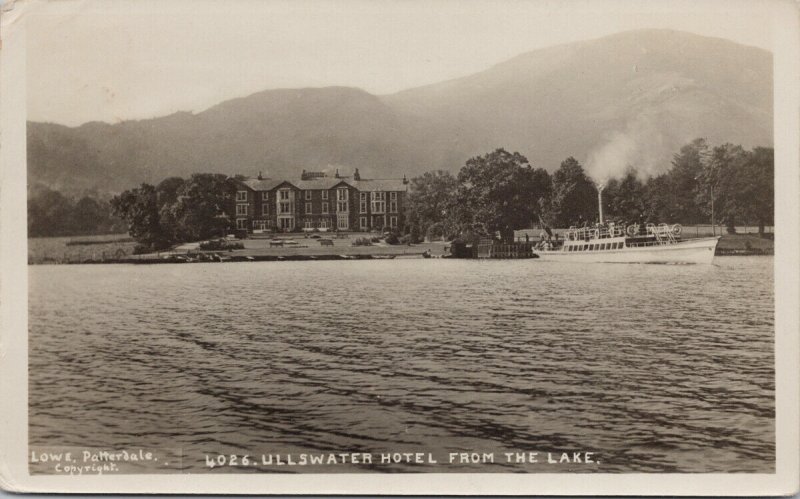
[729,147,773,235]
[156,176,185,208]
[666,138,708,224]
[456,149,550,241]
[111,183,170,250]
[738,147,775,236]
[28,187,75,237]
[156,176,186,242]
[165,174,236,242]
[405,170,459,241]
[603,168,647,222]
[71,196,105,234]
[698,143,749,233]
[550,157,597,227]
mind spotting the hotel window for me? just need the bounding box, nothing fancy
[304,220,313,229]
[253,220,266,231]
[360,217,367,230]
[336,189,348,212]
[278,188,292,214]
[389,200,398,213]
[322,190,329,200]
[305,190,311,200]
[305,202,312,214]
[360,193,367,213]
[262,192,269,201]
[236,219,247,230]
[322,202,329,214]
[236,204,248,216]
[390,216,398,228]
[236,191,247,201]
[319,219,329,229]
[370,192,386,213]
[262,204,269,216]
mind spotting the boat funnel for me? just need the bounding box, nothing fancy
[598,185,605,224]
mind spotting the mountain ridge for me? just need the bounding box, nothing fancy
[27,29,773,193]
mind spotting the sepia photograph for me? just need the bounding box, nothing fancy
[1,0,798,495]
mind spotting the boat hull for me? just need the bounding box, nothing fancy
[535,237,720,264]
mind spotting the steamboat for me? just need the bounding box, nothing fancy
[533,186,720,264]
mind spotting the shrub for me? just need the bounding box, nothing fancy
[133,244,152,255]
[199,239,244,250]
[352,237,373,246]
[385,233,400,245]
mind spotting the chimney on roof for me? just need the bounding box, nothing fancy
[353,168,361,181]
[257,171,263,180]
[335,168,340,179]
[403,174,408,184]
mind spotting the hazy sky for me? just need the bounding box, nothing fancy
[24,0,775,126]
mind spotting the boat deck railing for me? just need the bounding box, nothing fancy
[565,223,682,243]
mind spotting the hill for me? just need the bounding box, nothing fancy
[27,29,772,193]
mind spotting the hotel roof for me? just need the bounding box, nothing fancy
[237,176,407,192]
[346,179,407,192]
[238,177,285,191]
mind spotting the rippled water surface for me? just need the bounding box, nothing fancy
[29,257,774,473]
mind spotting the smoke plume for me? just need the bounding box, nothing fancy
[585,112,676,185]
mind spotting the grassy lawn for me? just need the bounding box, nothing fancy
[28,234,136,264]
[717,233,774,251]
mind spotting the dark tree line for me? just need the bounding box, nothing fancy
[29,139,773,249]
[28,186,127,237]
[405,140,774,242]
[110,174,237,252]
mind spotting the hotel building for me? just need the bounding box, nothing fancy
[232,169,408,233]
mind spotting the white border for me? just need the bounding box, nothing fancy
[1,0,798,495]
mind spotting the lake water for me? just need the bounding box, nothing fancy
[28,257,774,473]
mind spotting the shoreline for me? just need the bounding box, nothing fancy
[27,232,774,265]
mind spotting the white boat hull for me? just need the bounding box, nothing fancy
[535,237,720,264]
